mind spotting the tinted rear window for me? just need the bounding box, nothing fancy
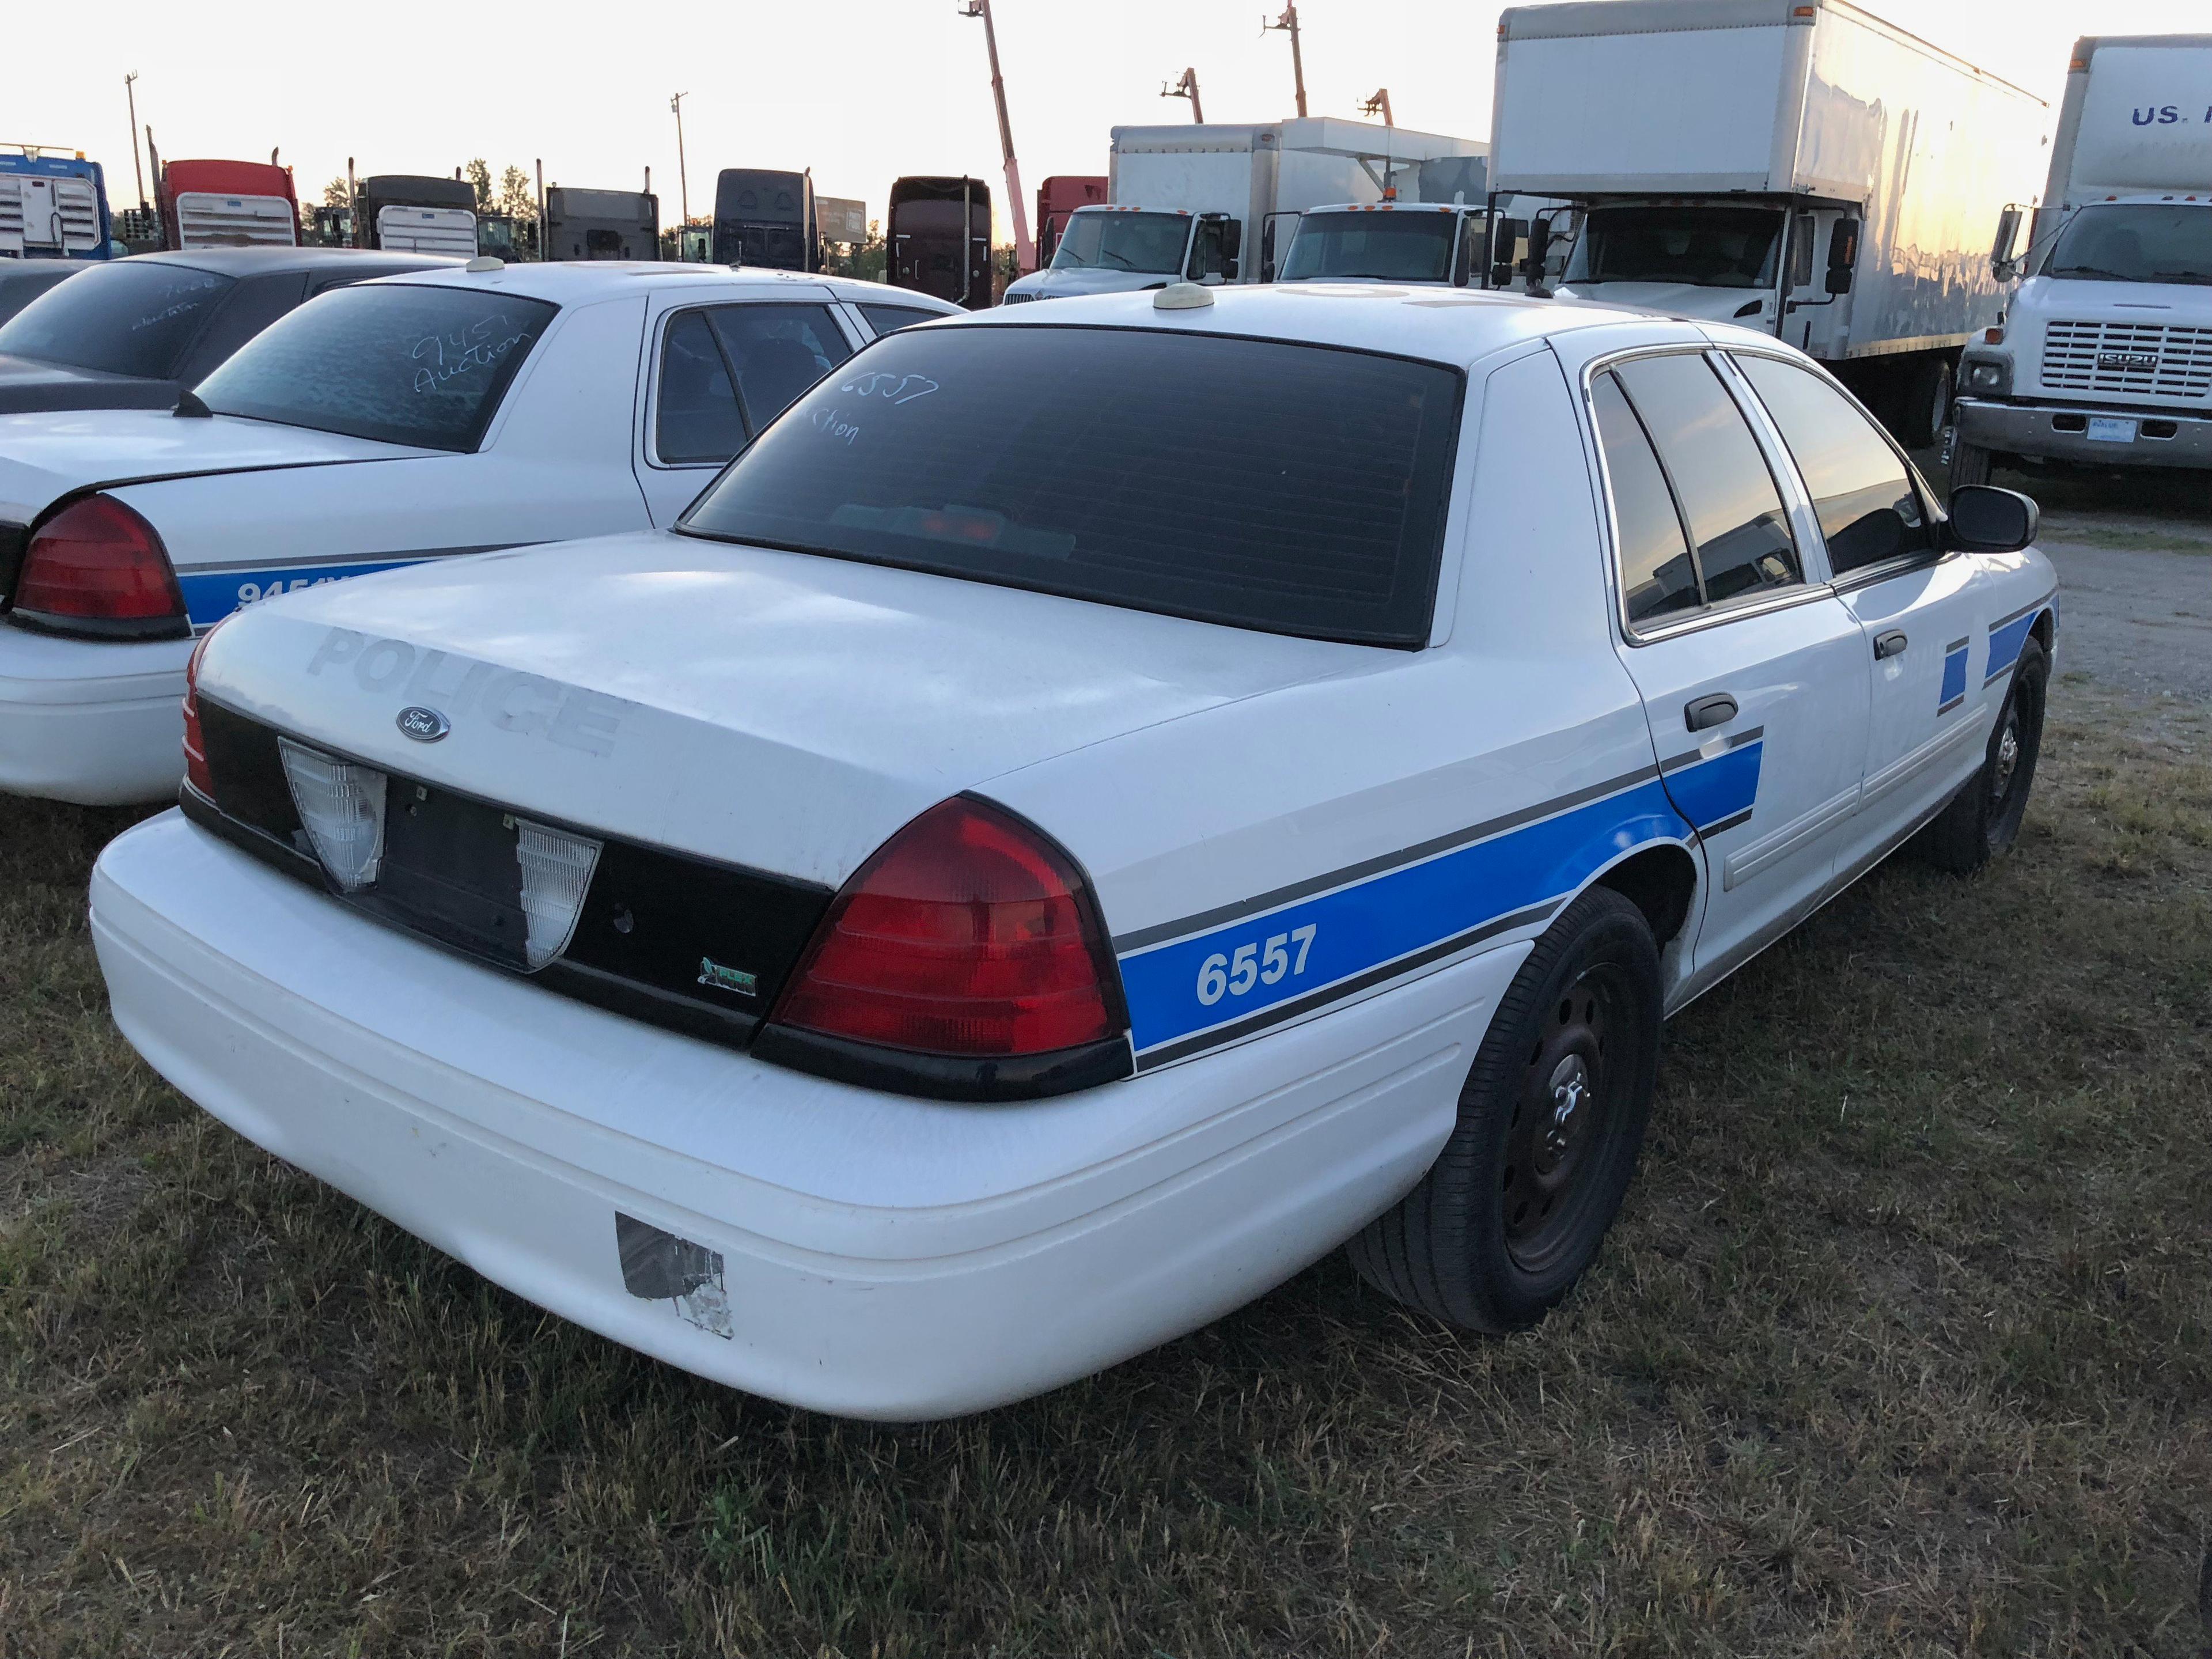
[196,283,555,452]
[679,324,1463,647]
[0,259,234,378]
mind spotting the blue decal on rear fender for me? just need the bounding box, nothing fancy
[1119,770,1716,1060]
[176,559,425,627]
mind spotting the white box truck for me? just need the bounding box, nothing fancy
[1002,119,1485,302]
[1492,0,2048,445]
[1952,35,2212,484]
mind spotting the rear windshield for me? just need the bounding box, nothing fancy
[0,259,234,378]
[1281,213,1461,283]
[195,283,556,452]
[679,324,1463,647]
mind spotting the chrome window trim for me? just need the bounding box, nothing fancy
[1577,343,1823,649]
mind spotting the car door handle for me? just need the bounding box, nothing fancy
[1874,630,1909,660]
[1684,694,1738,732]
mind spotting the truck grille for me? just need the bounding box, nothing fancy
[173,191,297,248]
[2040,319,2212,402]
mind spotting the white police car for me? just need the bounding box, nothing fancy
[90,282,2054,1419]
[0,263,955,804]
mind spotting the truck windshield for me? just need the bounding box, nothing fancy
[196,283,556,452]
[1565,206,1783,290]
[717,224,806,269]
[679,324,1462,649]
[0,259,234,378]
[1049,213,1188,275]
[2043,204,2212,287]
[1279,212,1461,282]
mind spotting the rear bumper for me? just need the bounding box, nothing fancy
[1953,396,2212,471]
[0,623,191,805]
[91,812,1519,1419]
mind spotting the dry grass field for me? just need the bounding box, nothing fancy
[2,627,2208,1652]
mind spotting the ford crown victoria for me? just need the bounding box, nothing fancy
[0,262,956,804]
[90,283,2054,1418]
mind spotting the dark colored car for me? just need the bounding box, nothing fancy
[0,245,459,415]
[0,262,78,330]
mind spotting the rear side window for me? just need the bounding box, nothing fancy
[1591,372,1700,626]
[197,283,556,452]
[653,302,855,465]
[0,260,234,378]
[1611,354,1801,611]
[1733,353,1931,575]
[858,303,942,336]
[679,324,1463,648]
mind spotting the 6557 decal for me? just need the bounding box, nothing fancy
[1195,924,1318,1007]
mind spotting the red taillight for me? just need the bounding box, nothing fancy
[14,495,185,624]
[772,796,1122,1058]
[181,625,219,798]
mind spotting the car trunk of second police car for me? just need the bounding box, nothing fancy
[179,312,1468,1077]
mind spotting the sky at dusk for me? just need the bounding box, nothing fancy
[12,0,2207,241]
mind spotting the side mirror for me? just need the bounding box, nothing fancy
[1990,205,2022,281]
[1825,217,1860,294]
[1946,484,2038,552]
[1491,216,1527,290]
[1525,219,1552,291]
[1452,221,1475,287]
[1221,219,1243,262]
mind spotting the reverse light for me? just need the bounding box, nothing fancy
[516,819,602,969]
[13,495,188,632]
[278,738,387,892]
[771,796,1122,1058]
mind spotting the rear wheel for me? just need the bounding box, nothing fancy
[1915,635,2047,873]
[1897,357,1955,449]
[1347,887,1661,1332]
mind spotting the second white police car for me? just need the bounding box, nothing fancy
[92,282,2054,1418]
[0,262,953,804]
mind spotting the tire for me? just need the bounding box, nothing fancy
[1914,635,2047,873]
[1949,437,1994,490]
[1347,886,1661,1332]
[1896,357,1955,450]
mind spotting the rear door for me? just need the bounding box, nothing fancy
[635,294,861,525]
[1728,350,1990,876]
[1582,346,1870,993]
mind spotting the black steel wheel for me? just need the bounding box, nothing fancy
[1915,634,2047,874]
[1348,885,1661,1332]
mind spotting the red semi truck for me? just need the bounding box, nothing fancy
[1035,175,1107,267]
[154,157,301,250]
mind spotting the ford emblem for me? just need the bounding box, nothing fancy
[396,706,450,743]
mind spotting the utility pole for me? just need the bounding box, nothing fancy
[961,0,1033,272]
[670,92,690,233]
[1161,67,1205,124]
[123,72,146,209]
[1358,89,1393,126]
[1262,6,1307,119]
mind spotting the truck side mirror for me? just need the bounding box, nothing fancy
[1525,219,1552,292]
[1491,217,1527,290]
[1453,219,1475,287]
[1989,206,2022,281]
[1825,218,1860,294]
[1221,219,1243,263]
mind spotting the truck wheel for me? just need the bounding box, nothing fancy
[1347,887,1661,1332]
[1914,636,2047,874]
[1949,437,1994,489]
[1898,358,1954,449]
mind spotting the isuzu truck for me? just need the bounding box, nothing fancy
[1493,0,2047,445]
[1952,34,2212,483]
[1002,119,1484,301]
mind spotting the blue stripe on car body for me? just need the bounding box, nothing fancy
[179,559,427,628]
[1117,742,1760,1063]
[1984,592,2055,688]
[1939,637,1969,714]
